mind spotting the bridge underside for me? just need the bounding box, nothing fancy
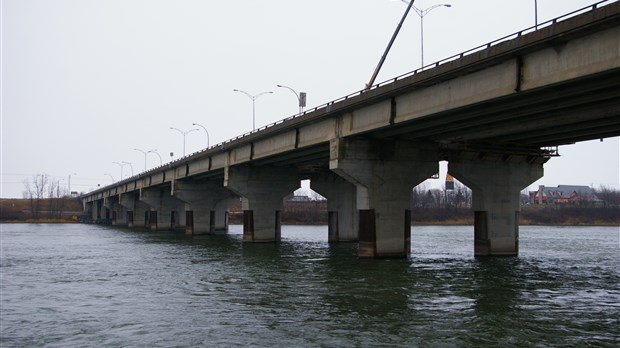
[378,69,620,147]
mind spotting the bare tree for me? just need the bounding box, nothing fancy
[595,185,620,207]
[47,179,68,218]
[22,173,50,220]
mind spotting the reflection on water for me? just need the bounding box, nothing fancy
[1,224,618,347]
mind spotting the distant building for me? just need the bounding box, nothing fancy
[287,195,312,202]
[529,185,601,205]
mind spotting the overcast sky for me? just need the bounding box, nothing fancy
[2,0,619,198]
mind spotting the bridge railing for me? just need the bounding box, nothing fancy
[115,0,615,184]
[204,0,615,153]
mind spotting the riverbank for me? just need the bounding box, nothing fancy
[2,198,618,226]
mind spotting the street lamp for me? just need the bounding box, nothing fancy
[122,161,133,177]
[112,161,124,181]
[277,84,307,115]
[170,127,199,156]
[233,89,273,130]
[104,173,115,183]
[134,148,158,172]
[151,150,163,166]
[192,122,210,148]
[399,1,451,67]
[534,0,538,29]
[68,172,77,195]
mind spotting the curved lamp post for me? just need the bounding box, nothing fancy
[104,173,115,183]
[122,161,133,177]
[112,161,124,181]
[170,127,199,156]
[151,150,163,166]
[277,84,306,115]
[192,122,210,148]
[233,89,273,130]
[134,148,159,172]
[399,1,451,67]
[113,161,133,180]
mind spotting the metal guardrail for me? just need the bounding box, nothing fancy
[96,0,616,191]
[191,0,617,156]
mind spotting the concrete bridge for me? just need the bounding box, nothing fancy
[82,1,620,258]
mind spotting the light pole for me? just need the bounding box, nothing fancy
[192,122,210,148]
[112,161,124,181]
[534,0,538,29]
[68,172,77,195]
[277,84,306,115]
[104,173,115,183]
[151,150,163,166]
[113,161,133,180]
[170,127,199,156]
[233,89,273,131]
[134,148,158,172]
[122,161,133,177]
[400,1,451,67]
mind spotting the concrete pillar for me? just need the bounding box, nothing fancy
[330,138,438,258]
[449,156,545,256]
[84,201,94,220]
[103,196,126,226]
[119,192,149,229]
[225,165,300,242]
[93,200,103,221]
[140,187,185,232]
[213,198,236,232]
[173,181,237,235]
[310,171,358,242]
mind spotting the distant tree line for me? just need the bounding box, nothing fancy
[275,183,619,225]
[593,186,620,207]
[412,181,472,209]
[20,173,77,220]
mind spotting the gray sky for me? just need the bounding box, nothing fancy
[2,0,619,198]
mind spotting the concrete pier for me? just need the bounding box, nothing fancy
[449,155,545,256]
[310,172,358,242]
[225,165,300,242]
[330,138,438,258]
[173,181,236,235]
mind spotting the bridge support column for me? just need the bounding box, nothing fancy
[225,165,300,242]
[83,201,94,220]
[140,188,185,232]
[449,156,545,256]
[330,138,438,258]
[120,192,149,229]
[173,181,237,235]
[92,200,102,221]
[119,193,135,227]
[213,198,235,233]
[104,196,126,226]
[311,172,358,242]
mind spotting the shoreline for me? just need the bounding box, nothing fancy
[2,220,618,227]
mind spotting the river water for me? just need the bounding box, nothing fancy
[1,223,618,347]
